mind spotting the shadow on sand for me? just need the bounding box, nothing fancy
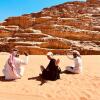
[28,75,47,86]
[0,76,16,82]
[61,70,76,74]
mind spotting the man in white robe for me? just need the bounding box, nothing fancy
[66,50,82,74]
[2,49,28,80]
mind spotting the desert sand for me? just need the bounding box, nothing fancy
[0,53,100,100]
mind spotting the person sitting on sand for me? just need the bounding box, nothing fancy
[2,49,29,80]
[40,52,61,81]
[66,50,82,74]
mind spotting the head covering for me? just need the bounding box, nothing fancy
[72,50,80,56]
[11,48,18,56]
[12,48,18,51]
[47,52,53,58]
[8,54,17,75]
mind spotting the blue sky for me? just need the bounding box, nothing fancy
[0,0,85,21]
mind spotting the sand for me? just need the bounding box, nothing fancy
[0,53,100,100]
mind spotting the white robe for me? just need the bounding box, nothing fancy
[67,56,82,73]
[3,55,28,80]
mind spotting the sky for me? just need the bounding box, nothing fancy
[0,0,86,21]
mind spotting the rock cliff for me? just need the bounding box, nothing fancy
[0,0,100,54]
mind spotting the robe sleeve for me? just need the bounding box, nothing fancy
[19,56,28,65]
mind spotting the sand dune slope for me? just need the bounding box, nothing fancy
[0,54,100,100]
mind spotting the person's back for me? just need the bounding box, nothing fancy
[66,50,82,74]
[46,58,60,80]
[74,56,82,73]
[46,59,57,71]
[40,52,61,81]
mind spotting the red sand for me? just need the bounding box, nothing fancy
[0,53,100,100]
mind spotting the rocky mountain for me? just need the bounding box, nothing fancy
[0,0,100,54]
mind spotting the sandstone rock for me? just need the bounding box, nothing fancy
[0,30,13,37]
[3,16,33,29]
[87,0,100,4]
[0,0,100,54]
[0,26,5,29]
[93,26,100,31]
[5,25,19,31]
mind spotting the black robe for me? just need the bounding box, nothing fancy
[41,59,61,81]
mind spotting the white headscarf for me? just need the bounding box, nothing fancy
[73,50,80,56]
[47,52,53,58]
[7,50,19,77]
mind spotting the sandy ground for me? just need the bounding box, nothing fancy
[0,53,100,100]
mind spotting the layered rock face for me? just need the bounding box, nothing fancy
[3,16,33,29]
[0,0,100,54]
[87,0,100,4]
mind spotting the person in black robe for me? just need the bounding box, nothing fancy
[40,52,61,81]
